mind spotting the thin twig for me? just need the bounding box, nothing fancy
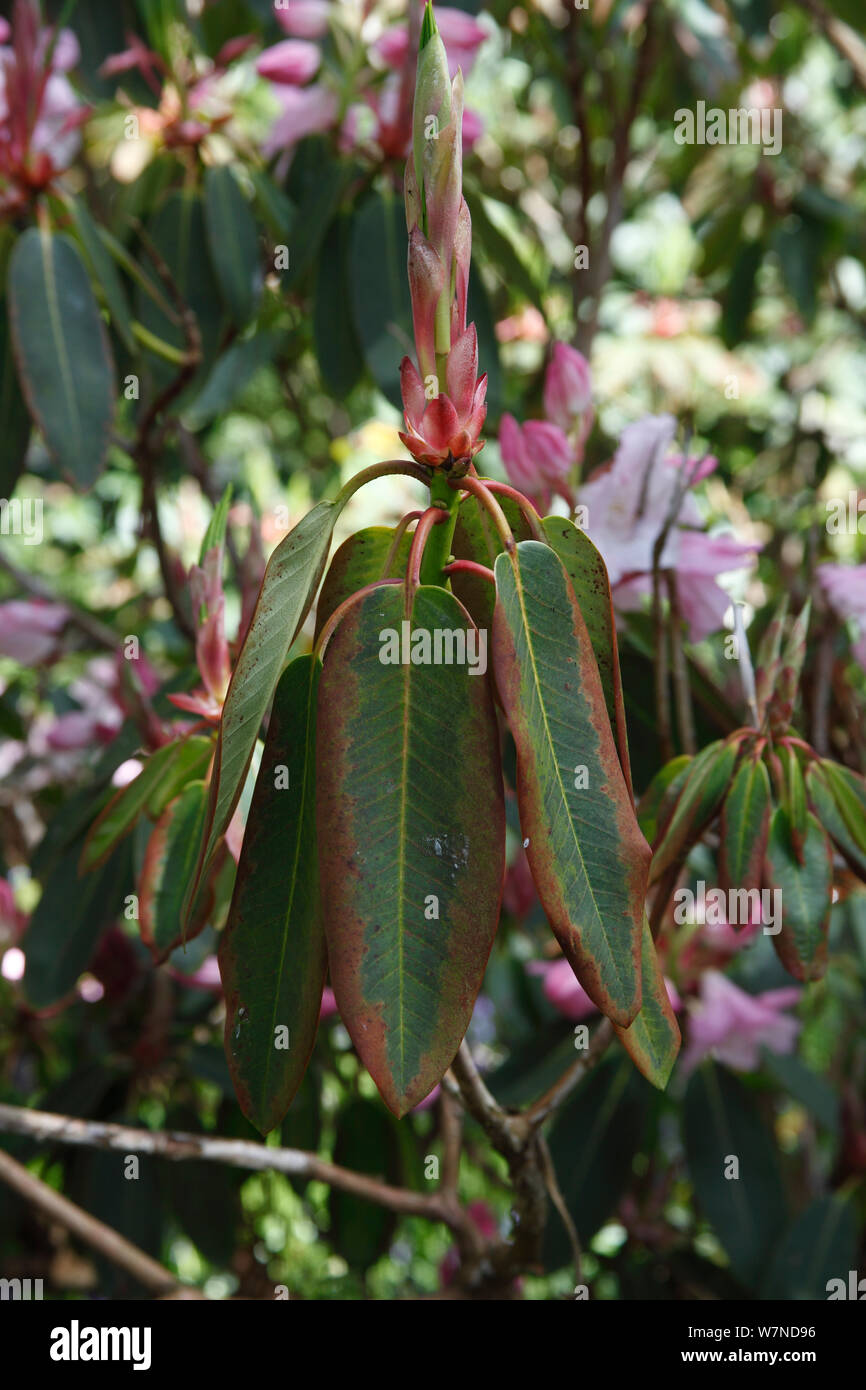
[520,1020,615,1133]
[0,1145,184,1296]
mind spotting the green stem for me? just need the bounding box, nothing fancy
[419,470,460,587]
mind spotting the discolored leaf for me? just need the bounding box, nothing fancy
[614,918,681,1088]
[492,541,649,1026]
[449,492,531,631]
[805,763,866,883]
[762,1197,857,1300]
[219,657,326,1136]
[637,754,691,845]
[543,1057,651,1268]
[719,754,771,896]
[314,526,412,641]
[81,735,213,873]
[204,165,262,326]
[765,807,832,982]
[8,228,115,487]
[542,515,633,797]
[317,583,505,1116]
[650,738,739,885]
[183,501,342,929]
[139,780,211,961]
[683,1062,787,1289]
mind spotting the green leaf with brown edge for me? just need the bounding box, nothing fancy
[204,165,263,326]
[543,514,633,798]
[317,583,504,1117]
[139,780,212,961]
[650,737,739,885]
[817,760,866,852]
[637,754,691,845]
[183,500,341,932]
[219,656,325,1135]
[765,807,832,982]
[780,745,808,863]
[492,541,649,1026]
[719,754,771,895]
[81,735,213,872]
[613,916,680,1088]
[449,491,531,631]
[314,526,412,640]
[805,763,866,884]
[8,227,115,488]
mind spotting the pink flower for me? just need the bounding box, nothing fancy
[499,415,573,507]
[0,600,67,664]
[376,7,487,78]
[275,1,331,39]
[168,542,232,723]
[320,985,338,1021]
[681,970,801,1073]
[543,342,592,434]
[256,38,320,85]
[440,1200,499,1287]
[818,564,866,669]
[262,81,338,155]
[579,415,758,640]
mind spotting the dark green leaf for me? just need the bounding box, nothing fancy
[650,738,739,884]
[204,165,262,325]
[719,754,771,895]
[765,807,832,982]
[349,189,413,408]
[762,1197,857,1300]
[314,211,364,398]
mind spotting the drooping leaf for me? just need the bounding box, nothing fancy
[613,918,681,1088]
[683,1062,787,1289]
[329,1099,402,1270]
[492,541,649,1026]
[183,500,342,928]
[449,492,531,631]
[204,165,262,325]
[23,840,133,1008]
[765,807,832,982]
[248,168,295,243]
[66,194,136,354]
[135,191,225,385]
[314,526,412,640]
[719,754,771,895]
[637,754,691,845]
[650,738,739,884]
[314,210,364,398]
[543,1056,651,1268]
[283,140,349,288]
[317,583,505,1116]
[8,228,115,487]
[139,780,212,961]
[219,657,326,1136]
[542,515,633,798]
[81,735,213,873]
[762,1197,857,1300]
[816,760,866,856]
[0,276,30,494]
[805,763,866,883]
[349,189,413,408]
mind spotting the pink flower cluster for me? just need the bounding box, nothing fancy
[257,3,487,159]
[500,343,592,509]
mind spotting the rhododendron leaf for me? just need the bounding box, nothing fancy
[805,763,866,884]
[314,526,412,640]
[314,211,364,398]
[135,192,225,386]
[637,754,691,844]
[780,745,808,863]
[8,228,115,488]
[67,194,136,355]
[719,754,771,896]
[329,1099,402,1269]
[183,501,341,931]
[542,515,633,798]
[492,541,649,1026]
[613,917,680,1088]
[761,1197,857,1300]
[765,807,831,982]
[683,1063,787,1288]
[219,657,325,1136]
[650,738,739,885]
[139,781,212,962]
[81,735,213,873]
[349,189,413,408]
[450,493,530,630]
[817,760,866,853]
[317,583,504,1117]
[0,277,30,495]
[543,1057,651,1267]
[204,165,262,325]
